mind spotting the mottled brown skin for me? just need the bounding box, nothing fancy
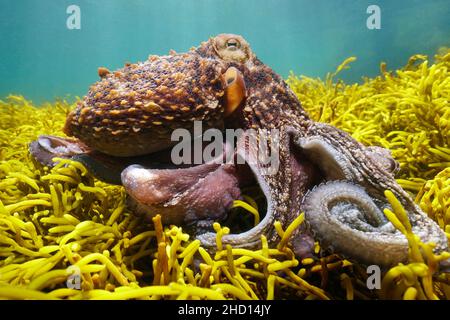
[30,34,449,269]
[192,35,317,248]
[64,52,227,156]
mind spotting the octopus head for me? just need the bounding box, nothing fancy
[195,34,253,117]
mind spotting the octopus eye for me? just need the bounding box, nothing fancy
[226,38,240,49]
[213,34,249,62]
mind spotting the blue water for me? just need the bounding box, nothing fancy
[0,0,449,104]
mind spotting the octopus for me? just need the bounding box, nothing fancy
[30,34,449,270]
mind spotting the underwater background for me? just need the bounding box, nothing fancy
[0,0,449,103]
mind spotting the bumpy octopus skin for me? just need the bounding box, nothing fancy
[30,34,449,269]
[64,53,227,157]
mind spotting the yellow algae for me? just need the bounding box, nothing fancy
[231,199,260,226]
[287,48,450,184]
[0,48,449,300]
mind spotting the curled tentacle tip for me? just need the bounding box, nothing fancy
[301,181,408,267]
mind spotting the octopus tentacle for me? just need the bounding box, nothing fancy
[197,129,319,250]
[301,181,407,267]
[297,127,449,267]
[196,130,276,248]
[29,135,88,167]
[121,163,242,226]
[29,135,188,184]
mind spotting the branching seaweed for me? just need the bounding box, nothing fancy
[0,48,449,299]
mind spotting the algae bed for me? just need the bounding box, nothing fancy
[0,50,449,300]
